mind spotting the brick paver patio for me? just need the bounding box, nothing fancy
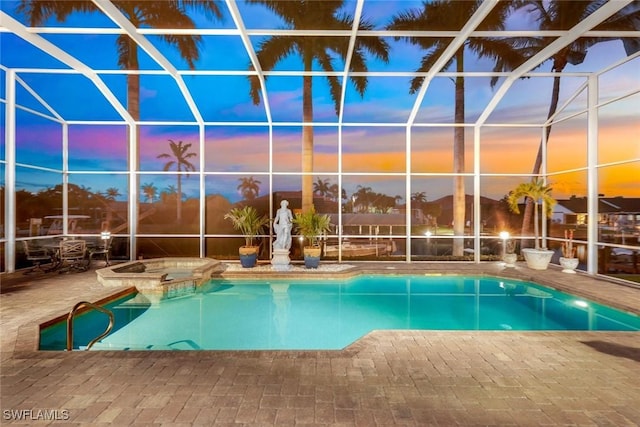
[2,262,639,425]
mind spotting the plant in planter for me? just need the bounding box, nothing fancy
[507,178,557,270]
[224,206,269,268]
[292,207,332,269]
[560,229,579,273]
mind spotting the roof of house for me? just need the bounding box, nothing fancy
[556,197,640,214]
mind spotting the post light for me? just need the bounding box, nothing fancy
[100,231,111,252]
[425,231,433,255]
[499,231,510,260]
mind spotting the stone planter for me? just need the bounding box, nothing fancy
[521,248,554,270]
[559,257,579,274]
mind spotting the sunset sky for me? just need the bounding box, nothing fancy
[1,0,638,204]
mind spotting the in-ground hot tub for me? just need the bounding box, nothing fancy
[96,257,222,299]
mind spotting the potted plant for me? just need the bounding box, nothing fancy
[224,206,269,268]
[292,207,332,269]
[507,178,556,270]
[560,229,579,273]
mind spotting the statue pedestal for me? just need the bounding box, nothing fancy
[271,249,291,271]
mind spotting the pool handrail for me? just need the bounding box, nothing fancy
[66,301,114,351]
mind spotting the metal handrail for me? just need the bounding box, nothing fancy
[66,301,114,351]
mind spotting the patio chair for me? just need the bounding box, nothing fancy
[22,241,52,274]
[89,236,112,267]
[58,239,88,273]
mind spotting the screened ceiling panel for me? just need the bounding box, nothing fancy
[483,76,559,125]
[359,38,421,73]
[176,36,253,71]
[249,36,351,72]
[185,75,268,122]
[0,33,71,69]
[41,33,158,70]
[0,0,118,28]
[138,75,196,122]
[264,75,344,123]
[414,76,507,124]
[342,76,415,123]
[0,0,638,129]
[15,80,58,118]
[18,73,124,121]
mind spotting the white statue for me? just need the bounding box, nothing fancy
[273,200,293,251]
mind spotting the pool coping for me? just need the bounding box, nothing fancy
[14,261,640,354]
[219,261,640,316]
[95,257,222,291]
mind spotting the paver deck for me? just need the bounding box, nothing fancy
[2,261,639,426]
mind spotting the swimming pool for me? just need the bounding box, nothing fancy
[40,275,640,351]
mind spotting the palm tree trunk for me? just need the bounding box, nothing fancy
[302,57,314,213]
[452,53,466,257]
[533,200,540,249]
[177,174,182,223]
[521,65,563,242]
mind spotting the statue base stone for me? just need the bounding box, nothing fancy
[271,249,291,271]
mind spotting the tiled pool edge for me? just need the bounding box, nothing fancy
[9,261,640,356]
[12,285,135,353]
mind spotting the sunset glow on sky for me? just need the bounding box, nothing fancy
[1,0,638,205]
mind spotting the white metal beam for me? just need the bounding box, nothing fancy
[338,0,364,124]
[225,0,272,124]
[4,70,17,273]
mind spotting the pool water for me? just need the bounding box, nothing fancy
[40,275,640,351]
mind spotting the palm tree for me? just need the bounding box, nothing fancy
[387,1,522,256]
[247,0,390,213]
[160,185,178,204]
[411,191,428,219]
[510,1,640,239]
[157,139,197,222]
[507,179,556,250]
[313,178,331,200]
[105,187,121,201]
[96,187,121,231]
[353,185,374,213]
[237,176,262,201]
[371,193,396,213]
[411,191,427,206]
[328,183,339,202]
[141,183,157,204]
